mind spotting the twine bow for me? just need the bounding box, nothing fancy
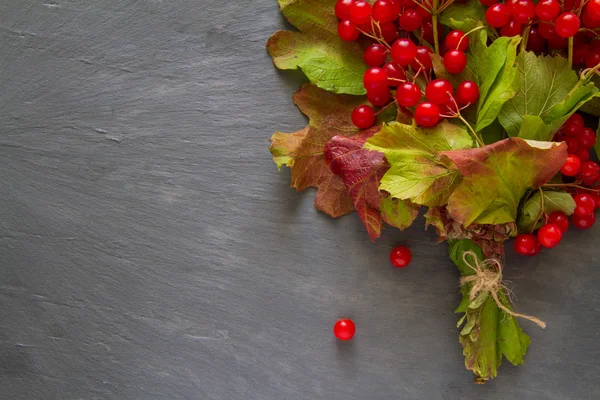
[460,251,546,329]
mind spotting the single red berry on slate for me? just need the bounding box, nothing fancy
[514,234,538,256]
[335,0,355,20]
[445,30,469,51]
[396,82,422,107]
[538,224,562,248]
[426,79,454,104]
[486,4,511,28]
[390,246,412,268]
[509,0,535,24]
[349,0,373,25]
[443,50,467,74]
[411,46,433,70]
[351,105,376,129]
[579,161,600,179]
[367,84,392,106]
[415,102,440,127]
[501,20,523,37]
[526,26,546,53]
[363,67,388,89]
[383,62,405,86]
[456,81,480,106]
[338,20,360,41]
[574,193,596,216]
[578,128,596,149]
[576,148,590,162]
[573,212,596,229]
[535,0,561,21]
[555,12,580,38]
[333,318,356,340]
[372,0,400,22]
[399,9,422,31]
[391,38,417,66]
[561,154,582,176]
[548,211,569,233]
[364,44,388,67]
[563,113,584,136]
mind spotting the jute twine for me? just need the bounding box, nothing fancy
[460,251,546,329]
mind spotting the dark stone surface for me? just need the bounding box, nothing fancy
[0,1,598,399]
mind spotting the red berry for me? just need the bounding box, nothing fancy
[372,0,400,22]
[537,223,562,248]
[561,154,582,176]
[338,20,360,41]
[576,148,590,162]
[480,0,497,6]
[587,0,600,20]
[572,212,596,229]
[426,79,454,104]
[563,113,584,136]
[500,19,522,37]
[578,127,596,149]
[514,234,539,256]
[596,193,600,209]
[456,80,480,106]
[535,0,561,21]
[367,84,392,106]
[555,12,580,38]
[574,193,596,216]
[333,318,356,340]
[565,136,581,154]
[349,0,372,24]
[582,175,599,187]
[335,0,355,20]
[548,211,569,233]
[580,161,600,179]
[396,82,422,107]
[364,44,388,67]
[421,21,441,43]
[351,105,376,129]
[390,245,412,267]
[445,30,469,51]
[586,50,600,68]
[391,38,417,66]
[548,36,568,49]
[526,26,546,53]
[509,0,535,24]
[415,102,440,127]
[573,44,591,65]
[363,67,388,89]
[383,62,405,86]
[399,9,422,31]
[486,4,511,28]
[414,5,433,22]
[411,46,433,70]
[538,22,558,40]
[583,10,600,29]
[443,50,467,74]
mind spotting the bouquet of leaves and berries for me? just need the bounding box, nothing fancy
[266,0,600,382]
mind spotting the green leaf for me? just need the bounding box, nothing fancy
[515,115,553,141]
[517,190,576,232]
[449,239,531,382]
[380,197,420,230]
[440,1,487,32]
[480,119,504,144]
[364,121,473,206]
[499,52,599,137]
[441,138,567,226]
[266,0,367,95]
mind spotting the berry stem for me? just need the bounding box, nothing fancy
[457,113,485,147]
[568,36,573,69]
[529,188,546,234]
[432,11,440,54]
[457,25,486,50]
[520,24,530,53]
[542,183,600,192]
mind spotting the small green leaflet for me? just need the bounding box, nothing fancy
[499,52,600,138]
[364,121,473,207]
[450,239,531,382]
[266,0,367,95]
[441,138,567,226]
[517,190,575,232]
[439,0,488,33]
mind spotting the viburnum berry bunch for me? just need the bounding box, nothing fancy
[267,0,600,383]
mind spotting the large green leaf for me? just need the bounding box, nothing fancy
[266,0,367,95]
[517,190,576,233]
[364,121,473,206]
[449,239,531,382]
[499,52,599,137]
[441,138,567,226]
[440,0,487,32]
[515,115,553,141]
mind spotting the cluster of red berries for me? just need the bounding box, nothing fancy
[515,113,599,256]
[333,244,411,340]
[483,0,600,61]
[336,0,479,129]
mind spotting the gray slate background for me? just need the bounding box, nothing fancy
[0,1,599,399]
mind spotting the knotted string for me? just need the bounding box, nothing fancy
[459,251,546,329]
